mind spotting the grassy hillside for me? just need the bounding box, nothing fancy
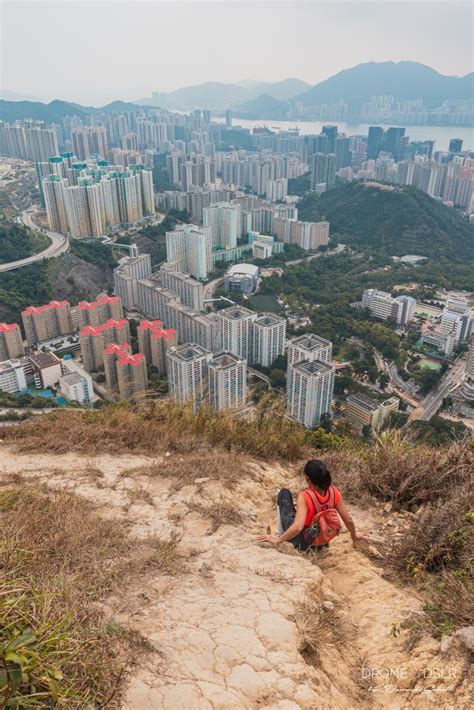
[0,222,50,264]
[299,183,474,262]
[0,240,118,322]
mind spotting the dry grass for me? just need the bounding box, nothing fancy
[0,483,180,708]
[127,486,154,505]
[187,500,244,533]
[2,397,316,461]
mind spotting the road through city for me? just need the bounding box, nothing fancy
[0,205,69,272]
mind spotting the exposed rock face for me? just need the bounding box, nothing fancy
[0,449,471,709]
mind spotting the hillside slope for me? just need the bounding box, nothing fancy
[296,61,473,106]
[298,182,474,261]
[1,435,472,709]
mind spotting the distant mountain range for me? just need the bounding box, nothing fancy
[1,62,471,124]
[295,61,473,108]
[138,78,310,110]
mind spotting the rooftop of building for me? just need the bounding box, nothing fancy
[103,342,131,356]
[137,320,163,331]
[226,263,259,277]
[169,343,210,362]
[290,333,331,350]
[0,358,23,372]
[210,352,245,369]
[22,300,70,316]
[117,353,146,367]
[77,295,120,311]
[0,322,20,333]
[346,392,381,412]
[60,371,84,386]
[219,305,256,321]
[80,319,129,336]
[292,360,333,376]
[254,312,285,327]
[28,351,61,369]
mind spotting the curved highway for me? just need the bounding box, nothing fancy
[0,206,69,273]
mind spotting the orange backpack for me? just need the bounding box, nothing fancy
[303,486,341,546]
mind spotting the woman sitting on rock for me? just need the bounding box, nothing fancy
[258,459,365,551]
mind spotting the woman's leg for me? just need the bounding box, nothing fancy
[277,489,309,550]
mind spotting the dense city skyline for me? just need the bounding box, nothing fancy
[2,1,472,105]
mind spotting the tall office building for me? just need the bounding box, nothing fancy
[208,352,247,411]
[367,127,383,160]
[165,224,213,280]
[252,313,286,368]
[225,110,232,128]
[383,127,406,161]
[335,137,351,170]
[311,153,336,190]
[80,318,131,372]
[167,343,212,413]
[22,300,74,346]
[448,138,463,154]
[202,202,239,249]
[287,359,335,428]
[287,334,332,366]
[114,254,152,310]
[103,342,148,400]
[0,323,25,360]
[77,295,123,329]
[322,126,337,153]
[137,320,177,374]
[217,305,257,361]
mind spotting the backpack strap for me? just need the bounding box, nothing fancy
[305,486,335,516]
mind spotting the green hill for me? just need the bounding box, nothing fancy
[298,182,474,262]
[0,222,50,264]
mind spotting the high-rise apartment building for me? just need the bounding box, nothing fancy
[72,126,109,160]
[137,320,177,374]
[217,305,257,361]
[22,300,74,346]
[77,295,124,329]
[0,121,58,161]
[345,393,399,432]
[80,318,131,372]
[252,313,286,368]
[287,334,332,366]
[42,175,69,233]
[208,352,247,411]
[167,343,212,413]
[311,153,336,190]
[160,263,204,311]
[461,338,474,400]
[287,359,335,428]
[202,202,239,249]
[114,254,153,310]
[103,342,148,400]
[165,224,213,280]
[0,323,25,360]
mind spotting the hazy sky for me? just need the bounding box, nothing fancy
[1,0,472,105]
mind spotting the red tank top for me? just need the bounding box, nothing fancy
[302,485,341,527]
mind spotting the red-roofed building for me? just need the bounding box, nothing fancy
[103,342,147,400]
[137,320,177,375]
[21,300,74,346]
[80,318,131,372]
[77,295,123,329]
[0,322,25,360]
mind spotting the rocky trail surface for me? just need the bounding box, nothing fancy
[0,448,471,709]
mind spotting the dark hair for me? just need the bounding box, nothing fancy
[303,459,332,492]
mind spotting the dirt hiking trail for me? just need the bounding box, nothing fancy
[0,448,471,709]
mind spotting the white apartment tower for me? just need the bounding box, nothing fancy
[252,313,286,368]
[287,334,332,366]
[217,305,257,361]
[208,352,247,411]
[287,359,335,428]
[167,343,212,413]
[202,202,239,249]
[165,224,213,280]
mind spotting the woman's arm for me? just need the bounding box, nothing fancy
[258,493,308,544]
[335,499,367,545]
